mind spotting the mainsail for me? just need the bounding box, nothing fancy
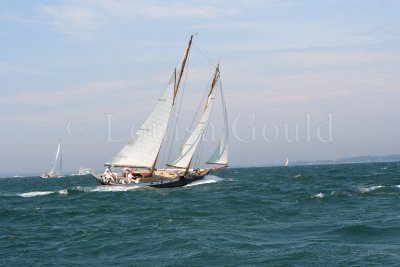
[49,139,62,176]
[168,65,220,169]
[106,35,193,169]
[207,82,229,165]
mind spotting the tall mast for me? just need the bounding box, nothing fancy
[206,76,229,167]
[173,34,193,104]
[183,64,219,173]
[106,36,194,170]
[205,63,220,111]
[168,64,220,171]
[152,36,194,171]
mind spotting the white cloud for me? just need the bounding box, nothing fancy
[0,77,165,106]
[35,0,237,37]
[220,49,400,111]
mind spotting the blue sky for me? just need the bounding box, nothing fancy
[1,0,399,173]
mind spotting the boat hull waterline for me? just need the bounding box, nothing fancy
[94,172,209,188]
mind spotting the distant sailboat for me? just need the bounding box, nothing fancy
[285,158,289,167]
[78,167,93,175]
[41,139,63,178]
[94,35,228,188]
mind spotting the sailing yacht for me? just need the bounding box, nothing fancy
[94,35,228,188]
[285,158,289,167]
[41,139,63,178]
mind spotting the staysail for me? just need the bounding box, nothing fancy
[168,65,220,169]
[106,35,193,169]
[50,139,62,176]
[207,82,229,165]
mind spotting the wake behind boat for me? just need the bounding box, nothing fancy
[93,35,229,188]
[41,139,63,179]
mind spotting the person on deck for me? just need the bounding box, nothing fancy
[104,167,113,182]
[127,171,134,184]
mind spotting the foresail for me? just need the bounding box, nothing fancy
[207,85,229,165]
[168,68,219,169]
[106,72,176,168]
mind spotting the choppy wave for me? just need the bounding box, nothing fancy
[71,185,143,192]
[358,185,384,193]
[184,175,223,187]
[330,191,352,197]
[58,189,68,195]
[312,193,325,199]
[2,163,400,266]
[14,178,223,197]
[18,189,69,197]
[19,191,55,197]
[334,224,400,236]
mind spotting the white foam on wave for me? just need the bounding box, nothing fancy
[76,185,143,192]
[294,174,302,178]
[359,185,384,193]
[58,189,68,195]
[395,185,400,189]
[184,175,223,187]
[19,191,55,197]
[19,189,69,197]
[312,193,325,199]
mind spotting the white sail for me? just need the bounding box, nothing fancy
[168,68,219,169]
[285,158,289,167]
[207,84,229,165]
[49,140,62,176]
[105,35,193,169]
[106,72,176,168]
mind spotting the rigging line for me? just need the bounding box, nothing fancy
[188,68,213,133]
[193,43,216,68]
[171,63,211,165]
[166,52,191,163]
[157,72,177,168]
[159,70,182,167]
[194,81,219,168]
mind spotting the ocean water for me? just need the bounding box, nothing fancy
[1,162,400,266]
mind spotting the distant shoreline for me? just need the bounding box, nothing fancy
[231,155,400,168]
[1,155,399,176]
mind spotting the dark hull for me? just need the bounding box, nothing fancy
[149,174,207,188]
[94,172,209,188]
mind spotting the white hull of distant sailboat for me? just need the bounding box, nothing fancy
[93,35,229,188]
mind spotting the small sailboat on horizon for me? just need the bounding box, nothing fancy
[94,35,229,188]
[285,158,289,167]
[41,139,63,178]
